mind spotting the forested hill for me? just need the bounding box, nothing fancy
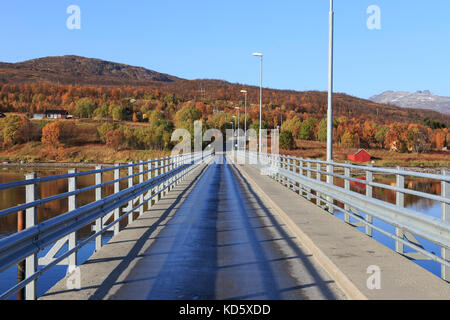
[0,55,181,86]
[0,55,449,125]
[157,79,450,125]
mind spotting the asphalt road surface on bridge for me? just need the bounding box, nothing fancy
[110,155,345,300]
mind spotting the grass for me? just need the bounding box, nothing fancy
[280,139,450,168]
[0,142,171,164]
[0,120,171,164]
[1,120,448,168]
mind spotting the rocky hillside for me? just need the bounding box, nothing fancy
[0,55,181,86]
[370,90,450,115]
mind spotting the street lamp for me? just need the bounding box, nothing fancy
[326,0,335,214]
[235,107,240,150]
[253,52,263,153]
[230,121,235,151]
[327,0,334,163]
[240,90,248,138]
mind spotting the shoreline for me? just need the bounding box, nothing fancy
[0,162,113,169]
[0,161,448,174]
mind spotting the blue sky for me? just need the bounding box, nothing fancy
[1,0,449,99]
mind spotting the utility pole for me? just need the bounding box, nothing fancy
[253,53,263,154]
[241,90,248,139]
[326,0,335,215]
[327,0,334,163]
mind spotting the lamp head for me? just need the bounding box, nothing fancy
[252,52,263,57]
[240,90,247,94]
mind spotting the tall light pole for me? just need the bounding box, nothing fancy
[253,52,263,153]
[327,0,334,163]
[230,121,235,151]
[235,107,240,150]
[240,90,247,139]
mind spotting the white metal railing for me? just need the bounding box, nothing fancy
[236,151,450,282]
[0,151,213,300]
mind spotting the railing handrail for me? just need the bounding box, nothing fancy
[238,151,450,282]
[283,161,450,205]
[259,152,450,182]
[0,163,188,272]
[0,152,205,219]
[278,166,450,249]
[0,152,205,192]
[0,150,214,300]
[255,152,450,205]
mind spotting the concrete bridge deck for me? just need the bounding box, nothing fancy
[40,155,450,300]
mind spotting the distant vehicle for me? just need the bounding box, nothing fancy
[32,113,45,119]
[0,112,5,118]
[66,115,74,120]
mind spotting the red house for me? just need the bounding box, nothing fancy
[347,149,371,163]
[45,110,68,119]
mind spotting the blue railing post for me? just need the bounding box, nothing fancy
[396,166,405,254]
[113,164,120,236]
[139,161,144,217]
[344,162,351,223]
[306,159,312,200]
[299,158,305,197]
[147,159,153,209]
[442,169,449,282]
[366,165,374,237]
[94,165,103,252]
[317,163,323,207]
[164,158,169,197]
[169,156,174,191]
[157,158,163,201]
[68,169,78,273]
[127,162,134,225]
[25,173,37,300]
[326,163,334,214]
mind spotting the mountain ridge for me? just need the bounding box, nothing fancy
[370,90,450,115]
[0,55,182,86]
[0,56,449,124]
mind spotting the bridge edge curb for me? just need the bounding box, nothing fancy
[231,161,368,300]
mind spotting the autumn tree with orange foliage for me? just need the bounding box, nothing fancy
[106,129,125,152]
[42,122,63,147]
[41,121,76,147]
[435,129,448,150]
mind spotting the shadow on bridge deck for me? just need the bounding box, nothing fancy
[40,155,345,300]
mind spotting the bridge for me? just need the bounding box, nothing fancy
[0,151,449,300]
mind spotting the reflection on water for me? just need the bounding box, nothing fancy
[0,166,135,239]
[0,166,134,299]
[330,175,442,217]
[331,174,443,278]
[299,171,444,279]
